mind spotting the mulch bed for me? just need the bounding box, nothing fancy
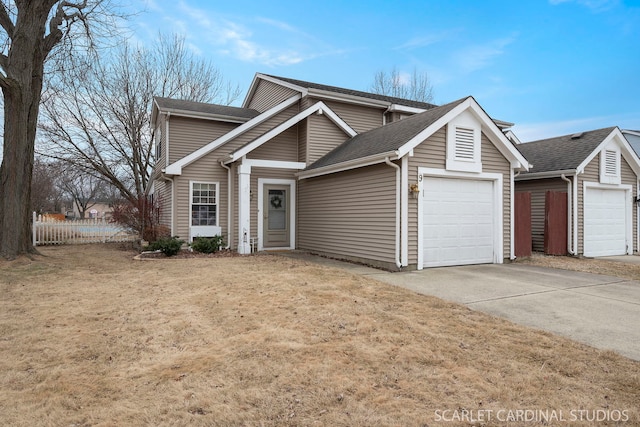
[136,249,245,260]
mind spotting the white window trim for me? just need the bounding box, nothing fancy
[446,110,482,173]
[189,180,221,242]
[417,167,503,270]
[257,178,296,252]
[599,147,621,185]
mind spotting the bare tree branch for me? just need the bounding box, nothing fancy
[370,67,435,104]
[0,3,14,38]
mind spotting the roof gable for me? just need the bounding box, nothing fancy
[153,97,259,123]
[225,101,357,163]
[300,96,529,178]
[244,73,438,111]
[164,94,301,175]
[516,127,640,177]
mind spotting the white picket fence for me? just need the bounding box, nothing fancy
[32,212,139,246]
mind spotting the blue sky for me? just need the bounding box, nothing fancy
[133,0,640,141]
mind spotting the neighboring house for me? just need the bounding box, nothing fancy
[71,201,113,219]
[622,129,640,156]
[515,127,640,257]
[149,73,529,270]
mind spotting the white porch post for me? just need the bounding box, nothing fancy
[237,162,252,254]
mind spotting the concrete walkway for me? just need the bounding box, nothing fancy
[282,252,640,361]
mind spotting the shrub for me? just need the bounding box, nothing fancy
[190,235,225,254]
[147,236,185,257]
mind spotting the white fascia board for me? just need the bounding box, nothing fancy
[577,128,640,176]
[227,101,356,163]
[165,94,301,175]
[514,169,576,181]
[244,159,306,170]
[158,110,251,124]
[297,151,399,179]
[397,97,530,171]
[387,104,427,114]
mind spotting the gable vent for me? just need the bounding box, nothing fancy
[454,126,475,160]
[604,149,618,175]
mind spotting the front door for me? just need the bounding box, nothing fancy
[263,184,290,248]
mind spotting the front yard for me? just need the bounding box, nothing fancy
[0,245,638,426]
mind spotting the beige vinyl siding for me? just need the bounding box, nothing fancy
[151,114,167,181]
[298,164,397,267]
[153,178,173,232]
[298,118,308,163]
[577,159,599,254]
[306,113,351,163]
[248,126,298,161]
[578,154,638,254]
[247,79,299,112]
[621,156,638,252]
[168,117,238,164]
[219,105,300,157]
[407,128,512,265]
[173,155,230,242]
[515,178,568,252]
[315,99,383,133]
[480,133,512,260]
[407,128,445,265]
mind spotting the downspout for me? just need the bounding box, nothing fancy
[560,174,575,255]
[385,157,402,270]
[573,173,579,255]
[220,161,232,249]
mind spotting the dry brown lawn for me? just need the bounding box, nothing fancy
[518,252,640,281]
[0,245,638,426]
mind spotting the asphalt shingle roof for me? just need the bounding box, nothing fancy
[265,75,438,110]
[517,127,616,174]
[154,97,260,120]
[307,97,468,170]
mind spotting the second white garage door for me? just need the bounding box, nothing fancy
[584,187,627,257]
[422,177,495,267]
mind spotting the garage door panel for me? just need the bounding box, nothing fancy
[584,187,627,257]
[422,177,495,267]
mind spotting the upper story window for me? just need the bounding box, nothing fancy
[154,125,162,160]
[446,110,482,173]
[600,146,621,184]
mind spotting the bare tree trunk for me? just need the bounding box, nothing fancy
[0,3,49,259]
[0,88,40,258]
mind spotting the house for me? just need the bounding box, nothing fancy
[515,127,640,257]
[622,129,640,156]
[149,73,530,270]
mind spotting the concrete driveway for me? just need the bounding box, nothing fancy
[283,252,640,361]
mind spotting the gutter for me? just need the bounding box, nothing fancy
[297,151,400,180]
[384,157,402,270]
[514,169,576,181]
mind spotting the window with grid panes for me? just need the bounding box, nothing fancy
[191,182,217,226]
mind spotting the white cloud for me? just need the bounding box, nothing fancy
[395,29,460,50]
[452,35,516,73]
[549,0,620,12]
[164,1,338,67]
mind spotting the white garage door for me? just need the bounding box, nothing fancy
[422,177,495,267]
[584,188,627,257]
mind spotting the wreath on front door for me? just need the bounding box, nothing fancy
[270,195,283,209]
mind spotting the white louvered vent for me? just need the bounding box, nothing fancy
[604,149,618,175]
[454,127,475,160]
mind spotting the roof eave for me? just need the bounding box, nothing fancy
[297,151,400,180]
[515,169,577,181]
